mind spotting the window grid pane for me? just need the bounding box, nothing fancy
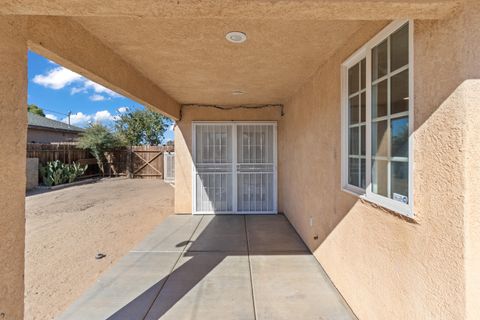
[347,58,366,188]
[390,24,409,72]
[370,23,409,204]
[372,39,388,81]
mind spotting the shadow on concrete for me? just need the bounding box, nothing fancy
[104,214,312,320]
[58,214,355,320]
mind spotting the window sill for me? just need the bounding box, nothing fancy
[341,185,365,197]
[342,186,414,219]
[360,194,414,219]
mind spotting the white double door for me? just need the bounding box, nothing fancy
[193,122,277,214]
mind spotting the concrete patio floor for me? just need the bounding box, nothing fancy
[58,214,357,320]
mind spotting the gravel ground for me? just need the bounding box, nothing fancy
[24,178,174,320]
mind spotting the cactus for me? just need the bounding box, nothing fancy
[67,162,88,183]
[39,160,88,186]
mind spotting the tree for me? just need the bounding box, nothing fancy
[28,104,45,117]
[115,108,171,146]
[78,124,124,175]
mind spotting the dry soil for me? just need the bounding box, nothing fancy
[25,178,174,320]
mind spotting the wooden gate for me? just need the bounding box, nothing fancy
[129,146,173,179]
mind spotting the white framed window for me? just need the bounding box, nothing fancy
[341,20,414,217]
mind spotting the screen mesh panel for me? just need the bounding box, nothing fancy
[236,125,275,213]
[164,152,175,182]
[194,123,276,214]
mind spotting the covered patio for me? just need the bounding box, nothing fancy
[1,1,480,319]
[58,214,355,320]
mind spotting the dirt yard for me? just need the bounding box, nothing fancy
[25,178,174,320]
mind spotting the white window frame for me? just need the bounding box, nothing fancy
[192,121,278,215]
[341,20,414,217]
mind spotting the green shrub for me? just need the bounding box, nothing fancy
[78,124,124,175]
[115,108,172,146]
[39,160,88,186]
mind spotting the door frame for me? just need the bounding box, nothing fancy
[192,121,278,215]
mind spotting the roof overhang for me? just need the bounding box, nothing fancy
[4,0,461,116]
[28,125,84,134]
[1,0,460,20]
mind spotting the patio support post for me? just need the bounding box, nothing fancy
[0,17,28,320]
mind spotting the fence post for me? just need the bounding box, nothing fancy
[127,146,133,178]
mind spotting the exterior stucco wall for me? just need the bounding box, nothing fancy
[174,106,282,213]
[459,4,480,319]
[278,3,480,320]
[0,17,27,320]
[27,128,81,144]
[463,80,480,320]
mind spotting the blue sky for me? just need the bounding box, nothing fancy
[28,50,174,141]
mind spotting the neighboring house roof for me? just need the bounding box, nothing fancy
[27,112,85,133]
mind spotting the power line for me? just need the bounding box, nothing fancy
[39,108,72,125]
[41,108,70,117]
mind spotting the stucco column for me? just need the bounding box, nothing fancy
[0,17,28,320]
[463,80,480,320]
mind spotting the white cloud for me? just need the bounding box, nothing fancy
[94,110,114,122]
[70,87,86,95]
[63,110,115,127]
[84,80,120,98]
[64,112,92,127]
[89,94,108,101]
[117,107,129,113]
[45,114,59,121]
[33,66,121,98]
[32,67,83,90]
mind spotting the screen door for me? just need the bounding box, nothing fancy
[194,124,234,213]
[193,122,277,214]
[236,124,276,213]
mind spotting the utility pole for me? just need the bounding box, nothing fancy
[67,111,71,126]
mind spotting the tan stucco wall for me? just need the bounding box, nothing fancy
[174,105,282,213]
[462,80,480,320]
[0,17,27,320]
[459,4,480,319]
[277,3,480,320]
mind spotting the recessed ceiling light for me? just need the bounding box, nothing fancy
[232,90,246,95]
[226,31,247,44]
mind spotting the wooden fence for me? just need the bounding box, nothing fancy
[26,143,99,178]
[26,143,93,165]
[26,143,174,179]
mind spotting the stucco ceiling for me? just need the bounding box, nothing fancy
[75,18,384,105]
